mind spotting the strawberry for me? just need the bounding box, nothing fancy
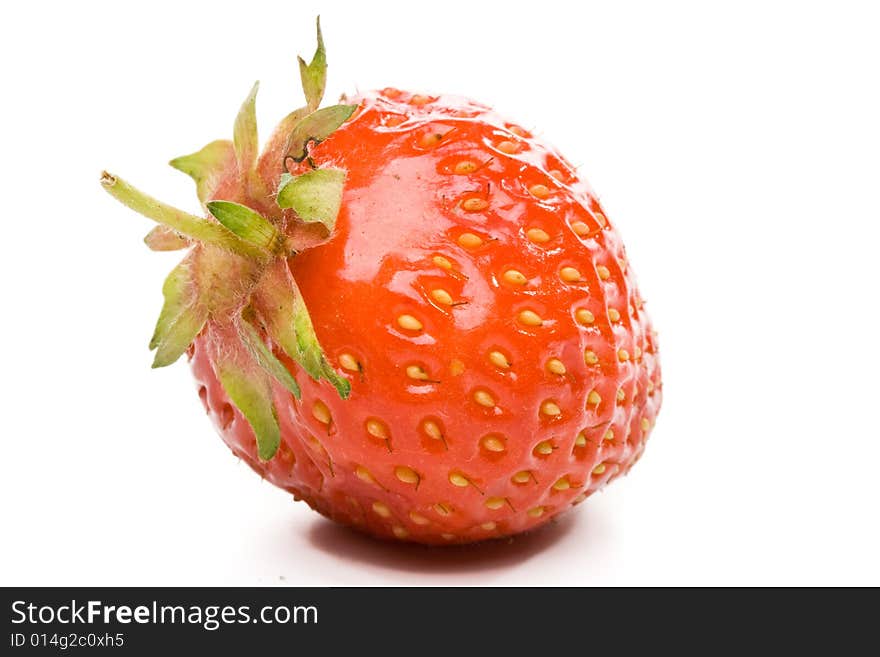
[102,19,662,544]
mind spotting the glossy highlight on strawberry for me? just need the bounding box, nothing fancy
[103,19,662,545]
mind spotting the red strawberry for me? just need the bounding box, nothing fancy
[102,19,661,544]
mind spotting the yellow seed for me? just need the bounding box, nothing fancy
[534,440,554,456]
[512,471,532,484]
[526,228,551,244]
[572,493,587,505]
[641,418,650,431]
[604,429,614,441]
[616,388,626,402]
[395,466,420,485]
[546,358,566,375]
[458,232,483,248]
[434,502,453,516]
[608,308,621,322]
[392,525,409,539]
[409,511,430,525]
[593,463,607,475]
[312,400,331,425]
[449,472,470,487]
[594,212,607,227]
[410,94,431,105]
[576,309,595,325]
[485,497,506,510]
[518,310,543,326]
[419,132,443,148]
[397,314,423,331]
[597,265,611,280]
[618,349,630,362]
[355,466,377,485]
[473,390,496,407]
[441,533,455,541]
[338,353,360,372]
[461,197,489,212]
[529,184,551,199]
[503,269,527,285]
[454,160,478,174]
[372,501,391,518]
[549,169,565,181]
[489,350,511,368]
[559,267,581,282]
[422,420,443,440]
[481,435,505,452]
[584,350,599,365]
[508,125,528,137]
[481,521,497,531]
[647,380,656,394]
[449,359,465,375]
[575,432,587,447]
[366,419,388,440]
[633,346,642,359]
[571,221,590,237]
[497,140,519,154]
[430,288,454,305]
[553,477,571,491]
[433,255,453,270]
[527,506,545,518]
[406,365,430,380]
[541,400,562,417]
[587,390,602,406]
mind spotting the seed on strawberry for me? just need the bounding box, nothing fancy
[457,232,484,248]
[101,17,662,545]
[546,358,567,375]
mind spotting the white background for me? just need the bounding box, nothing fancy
[2,0,878,586]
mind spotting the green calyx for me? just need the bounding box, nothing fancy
[101,18,354,461]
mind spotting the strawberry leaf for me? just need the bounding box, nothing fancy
[144,226,190,251]
[206,201,284,254]
[101,172,264,258]
[150,256,208,368]
[213,344,281,461]
[239,318,302,399]
[253,260,350,399]
[298,16,327,111]
[283,104,357,164]
[169,139,235,204]
[276,168,345,232]
[233,82,259,176]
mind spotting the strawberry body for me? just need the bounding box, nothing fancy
[190,90,662,544]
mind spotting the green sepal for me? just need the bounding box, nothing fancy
[276,168,345,232]
[253,260,351,399]
[239,318,302,399]
[257,107,309,178]
[144,226,190,251]
[101,172,264,258]
[169,139,235,204]
[214,350,281,461]
[283,104,357,164]
[150,256,208,368]
[234,82,259,176]
[298,16,327,111]
[206,201,284,254]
